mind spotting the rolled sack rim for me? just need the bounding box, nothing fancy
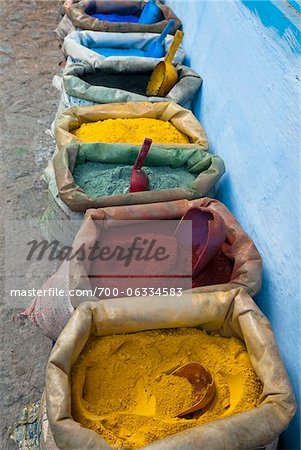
[67,0,182,35]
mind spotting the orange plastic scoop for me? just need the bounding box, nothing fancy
[171,362,216,417]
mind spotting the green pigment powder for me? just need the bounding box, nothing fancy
[73,162,196,198]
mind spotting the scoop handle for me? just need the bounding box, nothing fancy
[164,30,184,64]
[134,138,152,170]
[159,20,175,43]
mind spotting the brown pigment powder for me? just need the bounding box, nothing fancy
[193,250,234,288]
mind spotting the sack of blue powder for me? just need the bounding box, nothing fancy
[66,0,181,36]
[62,30,185,64]
[53,141,225,212]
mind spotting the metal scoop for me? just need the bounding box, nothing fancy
[129,138,152,193]
[171,362,216,418]
[146,30,184,96]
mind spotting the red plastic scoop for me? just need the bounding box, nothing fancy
[129,138,152,193]
[174,206,227,277]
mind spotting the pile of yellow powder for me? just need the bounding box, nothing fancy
[71,328,262,449]
[72,118,190,144]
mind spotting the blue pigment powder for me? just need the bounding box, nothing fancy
[90,13,139,23]
[73,162,196,198]
[92,47,145,58]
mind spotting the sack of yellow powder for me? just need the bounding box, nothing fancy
[54,101,208,151]
[62,59,202,109]
[52,141,224,211]
[23,198,262,340]
[42,288,296,450]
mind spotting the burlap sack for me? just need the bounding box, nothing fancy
[9,392,60,450]
[38,191,84,245]
[55,14,76,42]
[24,198,262,340]
[45,289,296,450]
[62,60,201,108]
[38,143,85,247]
[62,30,185,64]
[83,198,262,296]
[38,144,217,249]
[10,359,279,450]
[58,0,81,15]
[67,0,181,35]
[55,101,209,151]
[53,142,224,211]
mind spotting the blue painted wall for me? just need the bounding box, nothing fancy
[166,1,300,448]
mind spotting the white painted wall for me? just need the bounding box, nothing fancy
[167,1,300,447]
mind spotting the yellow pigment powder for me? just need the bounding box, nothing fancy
[71,328,262,449]
[72,118,190,144]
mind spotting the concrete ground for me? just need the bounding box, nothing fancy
[0,1,61,447]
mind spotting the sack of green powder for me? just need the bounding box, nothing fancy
[61,59,201,109]
[52,142,224,211]
[40,289,296,449]
[66,0,181,36]
[55,101,209,151]
[36,137,222,281]
[62,30,185,64]
[23,197,262,340]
